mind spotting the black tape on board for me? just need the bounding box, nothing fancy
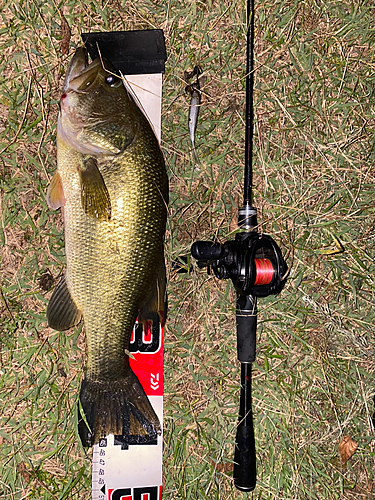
[81,30,167,75]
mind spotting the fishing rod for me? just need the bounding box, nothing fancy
[191,0,288,491]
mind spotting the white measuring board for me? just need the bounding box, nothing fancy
[91,73,164,500]
[92,319,164,500]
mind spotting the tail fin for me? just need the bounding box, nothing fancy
[78,371,161,447]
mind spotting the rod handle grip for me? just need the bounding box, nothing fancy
[233,424,256,492]
[236,294,257,363]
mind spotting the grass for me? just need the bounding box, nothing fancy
[0,0,374,498]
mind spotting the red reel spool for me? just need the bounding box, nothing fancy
[254,258,274,286]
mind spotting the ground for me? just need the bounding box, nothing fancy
[0,1,374,499]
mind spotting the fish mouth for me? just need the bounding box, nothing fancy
[63,47,106,93]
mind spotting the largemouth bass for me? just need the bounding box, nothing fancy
[46,47,168,447]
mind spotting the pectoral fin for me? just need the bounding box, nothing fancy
[79,157,111,221]
[47,171,66,209]
[47,275,82,331]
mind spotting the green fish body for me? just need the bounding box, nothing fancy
[46,47,168,446]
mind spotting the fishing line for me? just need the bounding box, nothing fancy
[254,258,275,286]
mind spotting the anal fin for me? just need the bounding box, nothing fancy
[47,275,82,331]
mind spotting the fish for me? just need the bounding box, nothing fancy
[46,47,168,447]
[187,83,201,166]
[185,66,204,166]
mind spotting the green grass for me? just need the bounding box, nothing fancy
[0,0,374,498]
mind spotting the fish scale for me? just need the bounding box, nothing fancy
[60,142,165,376]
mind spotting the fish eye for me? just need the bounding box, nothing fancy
[105,74,122,87]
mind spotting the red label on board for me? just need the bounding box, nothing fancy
[129,317,164,396]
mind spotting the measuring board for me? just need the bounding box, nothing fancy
[82,31,167,500]
[92,317,164,500]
